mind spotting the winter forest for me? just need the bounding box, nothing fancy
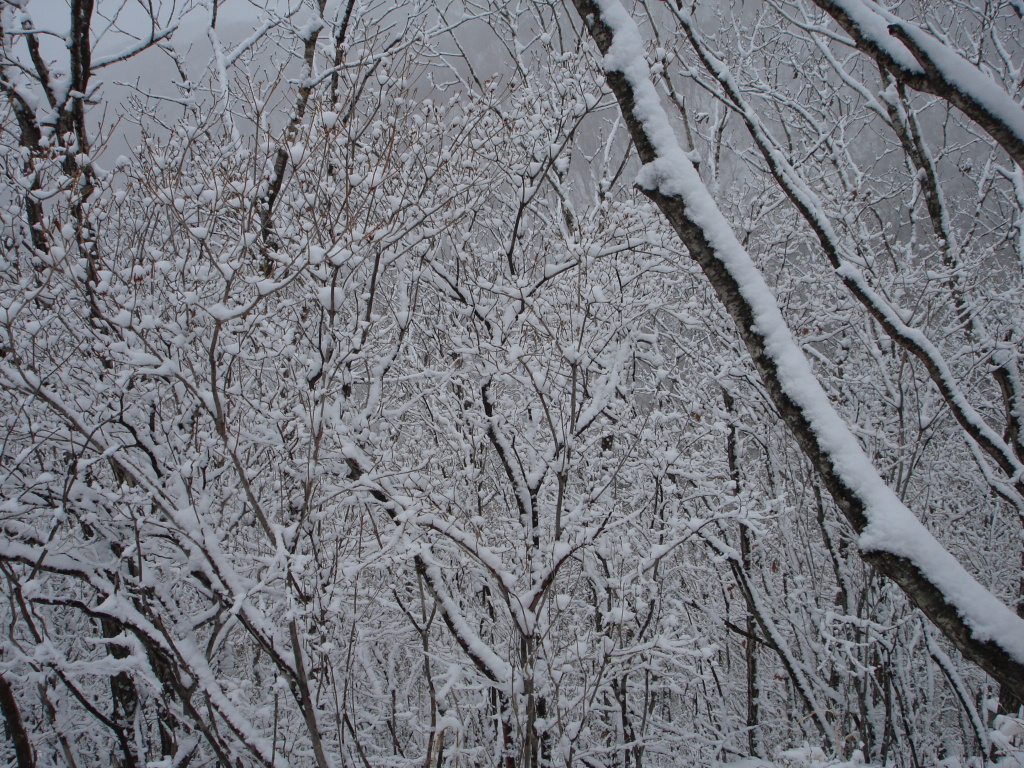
[3,0,1024,765]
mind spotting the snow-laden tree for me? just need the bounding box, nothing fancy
[2,0,1024,765]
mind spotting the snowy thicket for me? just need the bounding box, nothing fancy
[1,0,1023,767]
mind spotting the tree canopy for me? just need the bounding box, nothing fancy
[1,0,1023,766]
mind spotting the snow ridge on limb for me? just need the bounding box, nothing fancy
[571,0,1024,699]
[809,0,1024,168]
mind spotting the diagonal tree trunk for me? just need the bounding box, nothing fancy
[570,0,1024,702]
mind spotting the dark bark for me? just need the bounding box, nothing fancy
[723,390,760,756]
[100,617,140,768]
[0,673,34,768]
[260,0,333,268]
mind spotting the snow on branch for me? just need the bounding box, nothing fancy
[573,0,1024,697]
[810,0,1024,167]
